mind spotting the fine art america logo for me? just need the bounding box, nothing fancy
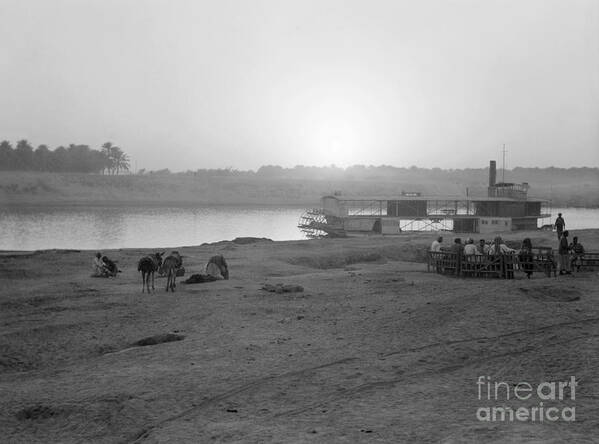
[476,376,577,422]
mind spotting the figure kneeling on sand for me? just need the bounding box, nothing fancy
[185,255,229,284]
[92,252,120,277]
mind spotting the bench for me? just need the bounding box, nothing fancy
[578,252,599,271]
[427,251,515,279]
[527,247,557,277]
[426,247,599,278]
[428,251,460,276]
[462,254,504,278]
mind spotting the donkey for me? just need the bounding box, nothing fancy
[138,252,164,293]
[162,251,182,292]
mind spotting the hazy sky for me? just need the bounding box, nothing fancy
[1,0,598,171]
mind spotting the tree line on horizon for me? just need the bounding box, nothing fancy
[1,140,595,185]
[0,140,130,174]
[147,164,598,185]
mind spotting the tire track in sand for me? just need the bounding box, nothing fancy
[126,356,358,443]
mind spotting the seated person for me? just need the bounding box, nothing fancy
[488,236,517,278]
[102,256,119,277]
[462,238,481,273]
[92,252,106,277]
[450,238,464,254]
[463,238,479,256]
[478,239,490,255]
[430,236,443,252]
[488,236,516,255]
[569,236,585,271]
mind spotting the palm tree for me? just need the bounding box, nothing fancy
[101,142,131,174]
[112,148,130,174]
[101,142,116,174]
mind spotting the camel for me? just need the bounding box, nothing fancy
[206,255,229,280]
[159,250,183,276]
[162,251,182,292]
[138,252,164,293]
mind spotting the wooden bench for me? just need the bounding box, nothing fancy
[426,245,596,279]
[428,251,460,276]
[427,251,514,279]
[462,254,503,278]
[526,247,557,277]
[578,252,599,271]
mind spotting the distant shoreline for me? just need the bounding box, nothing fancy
[1,170,598,208]
[1,199,597,210]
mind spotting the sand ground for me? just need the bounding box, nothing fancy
[1,230,598,443]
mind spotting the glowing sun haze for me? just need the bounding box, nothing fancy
[1,0,597,171]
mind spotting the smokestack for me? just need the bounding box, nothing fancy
[489,160,496,187]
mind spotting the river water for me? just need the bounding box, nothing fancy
[0,205,596,251]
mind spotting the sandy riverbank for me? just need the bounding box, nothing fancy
[1,230,599,443]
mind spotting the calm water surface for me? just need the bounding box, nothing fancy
[0,205,597,251]
[0,205,306,250]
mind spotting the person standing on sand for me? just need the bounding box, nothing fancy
[519,238,534,279]
[569,236,585,271]
[554,213,565,240]
[558,230,571,275]
[430,236,443,252]
[448,238,464,275]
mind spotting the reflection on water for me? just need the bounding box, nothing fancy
[91,209,126,247]
[0,205,306,250]
[0,205,597,251]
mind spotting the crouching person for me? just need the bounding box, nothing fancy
[102,255,119,277]
[91,252,119,277]
[92,252,106,277]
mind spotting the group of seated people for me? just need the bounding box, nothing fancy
[430,236,516,256]
[430,234,587,277]
[431,235,521,277]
